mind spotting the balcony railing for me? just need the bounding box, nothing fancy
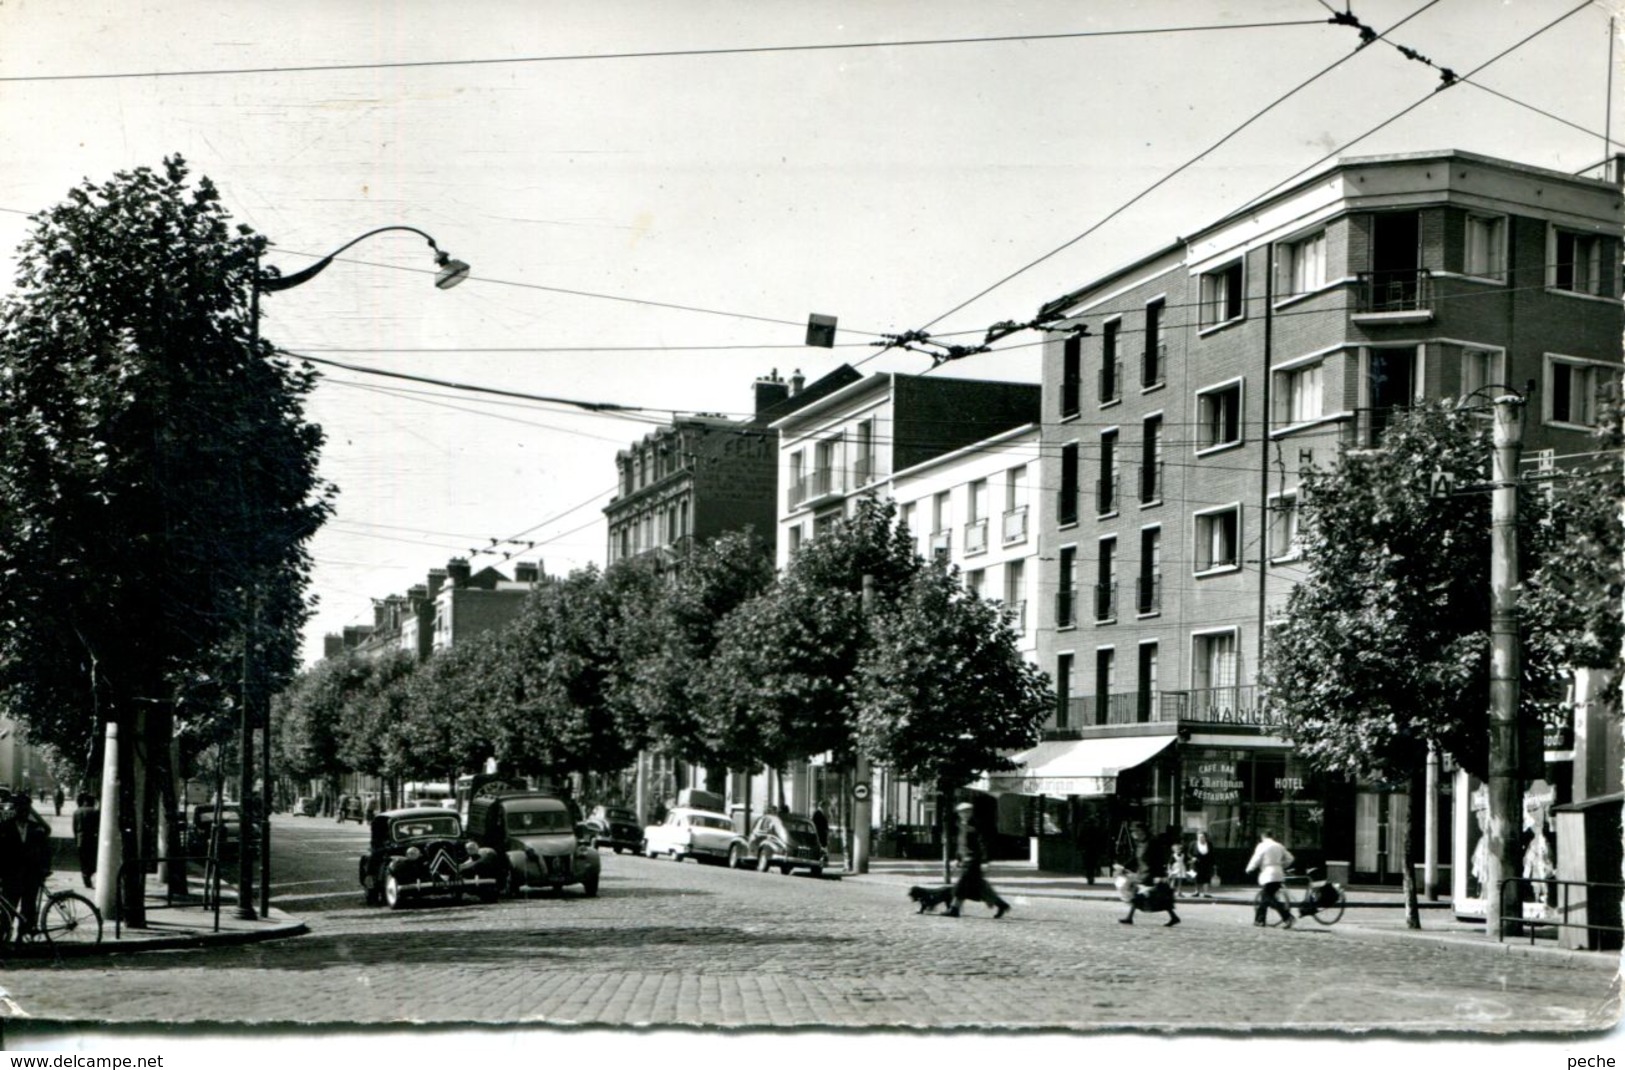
[1100,360,1123,403]
[788,475,808,509]
[1003,599,1027,635]
[810,467,842,501]
[1142,341,1167,388]
[1158,686,1285,728]
[1057,488,1078,527]
[854,454,875,487]
[1096,472,1118,515]
[929,529,952,560]
[1136,574,1161,615]
[964,518,989,555]
[1002,505,1028,545]
[1055,586,1077,628]
[1355,268,1434,315]
[1093,581,1117,622]
[1139,461,1163,504]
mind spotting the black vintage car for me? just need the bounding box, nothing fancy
[736,813,827,876]
[359,807,504,909]
[583,804,642,854]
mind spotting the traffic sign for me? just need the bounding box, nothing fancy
[852,783,871,802]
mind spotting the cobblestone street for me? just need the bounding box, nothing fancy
[2,845,1615,1032]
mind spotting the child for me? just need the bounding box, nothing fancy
[1167,841,1191,896]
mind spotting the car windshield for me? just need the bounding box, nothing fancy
[782,817,817,834]
[691,815,732,830]
[391,816,461,840]
[506,804,572,833]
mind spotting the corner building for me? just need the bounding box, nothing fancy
[1026,150,1622,886]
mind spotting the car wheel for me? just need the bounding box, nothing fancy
[383,873,404,910]
[614,847,624,855]
[809,866,823,878]
[507,869,525,897]
[671,850,684,864]
[644,841,657,859]
[581,874,600,898]
[362,871,381,906]
[757,847,773,873]
[780,861,794,875]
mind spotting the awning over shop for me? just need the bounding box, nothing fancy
[987,735,1176,797]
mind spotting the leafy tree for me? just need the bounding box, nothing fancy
[274,653,368,794]
[1259,401,1577,926]
[400,632,499,784]
[338,649,417,806]
[854,564,1050,792]
[0,159,331,915]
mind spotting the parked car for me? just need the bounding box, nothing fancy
[187,804,249,861]
[734,812,827,876]
[291,796,319,817]
[358,807,502,909]
[467,791,600,897]
[337,793,378,823]
[584,805,641,854]
[643,807,738,864]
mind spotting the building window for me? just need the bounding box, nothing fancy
[1137,526,1161,615]
[900,501,918,557]
[788,450,806,509]
[854,419,876,485]
[1097,430,1118,515]
[1061,333,1082,418]
[1268,492,1302,561]
[1003,559,1026,634]
[966,568,985,598]
[1459,346,1503,409]
[1364,347,1417,444]
[1551,227,1606,296]
[1197,380,1243,452]
[1055,652,1075,729]
[1058,442,1079,525]
[965,478,989,555]
[1201,260,1244,327]
[1003,465,1029,544]
[1275,362,1324,427]
[1100,320,1121,403]
[1545,356,1609,428]
[1141,414,1163,504]
[1193,630,1238,693]
[1464,214,1506,280]
[931,491,952,559]
[1137,642,1159,722]
[1095,536,1117,622]
[814,435,842,498]
[787,523,803,556]
[1057,546,1077,628]
[1194,505,1240,573]
[1277,231,1326,297]
[1143,302,1165,387]
[1095,648,1117,722]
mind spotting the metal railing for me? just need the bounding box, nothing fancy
[1055,586,1077,628]
[1100,361,1122,403]
[1159,685,1286,728]
[788,475,807,509]
[1355,268,1433,314]
[1002,505,1028,544]
[1056,488,1078,527]
[1139,461,1163,503]
[963,518,989,555]
[1498,878,1625,946]
[1142,341,1167,388]
[114,853,224,938]
[1096,473,1118,515]
[1093,581,1117,622]
[1136,574,1161,615]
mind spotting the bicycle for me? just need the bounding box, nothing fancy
[1258,867,1345,927]
[0,879,104,947]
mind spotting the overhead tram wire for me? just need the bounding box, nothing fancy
[0,19,1332,83]
[886,0,1450,355]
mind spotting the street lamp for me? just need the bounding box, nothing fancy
[237,226,469,921]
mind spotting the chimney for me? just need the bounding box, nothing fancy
[407,584,429,612]
[323,634,344,659]
[446,557,472,587]
[427,568,448,599]
[514,561,539,584]
[372,599,388,631]
[754,368,789,416]
[789,368,805,396]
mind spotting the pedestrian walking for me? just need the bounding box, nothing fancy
[0,792,53,935]
[947,800,1009,919]
[1116,821,1180,926]
[52,786,64,817]
[812,799,830,853]
[1190,830,1216,897]
[72,793,99,889]
[1245,828,1295,928]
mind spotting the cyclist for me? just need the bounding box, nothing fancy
[1245,828,1295,928]
[0,792,52,936]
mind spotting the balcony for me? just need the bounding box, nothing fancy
[1158,686,1285,729]
[1139,461,1163,504]
[854,454,877,487]
[929,529,952,561]
[964,517,989,556]
[1096,472,1118,515]
[1099,360,1123,404]
[1054,691,1153,729]
[1093,581,1117,622]
[1055,586,1077,629]
[1354,269,1434,322]
[1136,574,1161,615]
[805,466,844,507]
[1002,505,1028,545]
[788,475,808,509]
[1142,341,1167,388]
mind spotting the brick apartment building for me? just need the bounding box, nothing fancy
[1021,150,1622,889]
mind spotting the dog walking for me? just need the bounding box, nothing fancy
[947,800,1009,919]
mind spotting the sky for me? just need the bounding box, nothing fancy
[3,0,1624,1059]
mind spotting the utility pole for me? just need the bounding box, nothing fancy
[853,576,875,874]
[1485,395,1525,939]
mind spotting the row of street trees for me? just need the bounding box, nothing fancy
[273,498,1053,821]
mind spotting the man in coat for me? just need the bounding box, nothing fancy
[0,792,53,935]
[1246,828,1296,927]
[72,793,99,889]
[948,800,1010,919]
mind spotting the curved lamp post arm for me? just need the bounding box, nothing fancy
[258,224,470,293]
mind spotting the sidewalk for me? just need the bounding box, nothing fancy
[835,856,1621,968]
[5,808,306,959]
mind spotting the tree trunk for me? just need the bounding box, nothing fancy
[152,703,187,896]
[118,708,146,928]
[1401,773,1422,930]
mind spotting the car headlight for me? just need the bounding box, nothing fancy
[405,846,421,861]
